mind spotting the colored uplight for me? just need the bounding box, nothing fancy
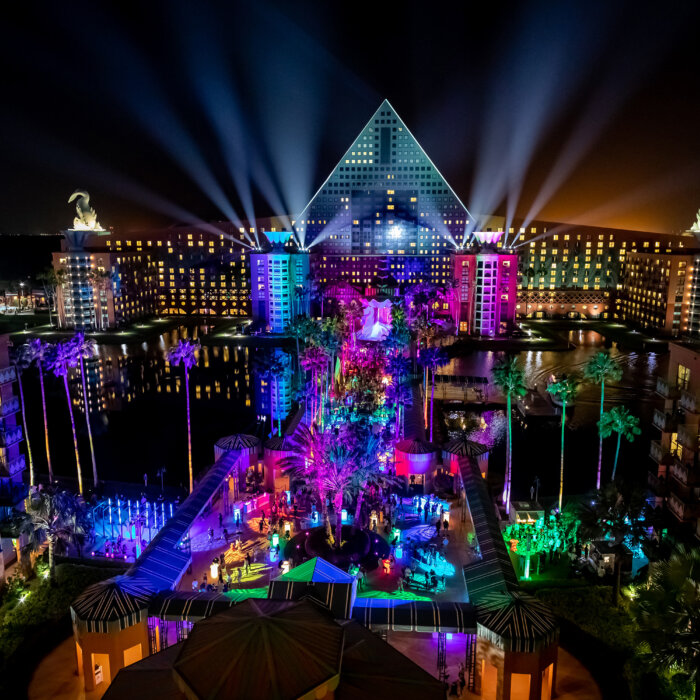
[341,509,348,523]
[473,231,504,245]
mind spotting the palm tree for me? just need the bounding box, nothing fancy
[633,543,700,698]
[285,315,308,373]
[584,351,623,489]
[252,349,289,436]
[598,406,641,482]
[546,374,580,511]
[300,345,330,425]
[167,339,200,493]
[37,266,66,329]
[421,346,449,441]
[10,342,37,487]
[492,356,527,513]
[29,339,54,483]
[25,488,88,582]
[50,339,83,494]
[578,482,647,604]
[73,333,99,487]
[346,299,364,349]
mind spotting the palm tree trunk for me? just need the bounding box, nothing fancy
[503,393,512,512]
[423,366,428,426]
[597,380,605,489]
[16,369,34,487]
[63,375,83,495]
[612,432,622,482]
[295,336,300,373]
[430,368,436,441]
[354,483,366,525]
[48,537,56,583]
[558,400,566,511]
[38,359,52,482]
[185,368,193,493]
[612,553,621,605]
[334,494,343,549]
[80,356,98,487]
[269,376,274,436]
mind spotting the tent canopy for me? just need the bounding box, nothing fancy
[273,557,355,584]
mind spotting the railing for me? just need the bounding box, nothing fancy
[667,492,700,522]
[680,390,698,414]
[0,397,20,418]
[670,459,690,486]
[0,367,16,385]
[650,440,670,464]
[0,454,26,477]
[653,409,676,432]
[0,425,23,447]
[0,482,29,507]
[677,423,698,452]
[656,376,679,399]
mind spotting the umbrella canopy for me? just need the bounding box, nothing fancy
[273,557,355,584]
[173,598,344,700]
[264,435,297,452]
[214,433,260,452]
[71,575,155,634]
[475,591,558,653]
[395,438,437,455]
[442,436,489,459]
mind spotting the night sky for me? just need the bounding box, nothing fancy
[2,0,700,236]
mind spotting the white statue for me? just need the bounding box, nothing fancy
[690,209,700,233]
[69,190,102,231]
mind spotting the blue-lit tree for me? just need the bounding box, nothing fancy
[168,339,200,493]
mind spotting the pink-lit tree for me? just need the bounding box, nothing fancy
[73,333,99,487]
[168,339,200,493]
[30,339,54,483]
[420,346,450,441]
[300,345,330,425]
[10,341,36,486]
[50,339,83,495]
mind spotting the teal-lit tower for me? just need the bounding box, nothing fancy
[250,232,310,334]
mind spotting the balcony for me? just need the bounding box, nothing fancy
[656,376,679,399]
[680,390,699,414]
[650,440,671,464]
[0,481,28,507]
[667,492,700,523]
[0,425,23,448]
[0,397,20,418]
[670,459,699,487]
[653,409,676,432]
[677,423,698,452]
[0,454,25,477]
[0,367,16,385]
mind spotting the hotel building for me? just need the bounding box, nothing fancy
[615,249,698,336]
[651,341,700,539]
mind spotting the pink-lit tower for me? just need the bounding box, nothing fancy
[452,231,518,336]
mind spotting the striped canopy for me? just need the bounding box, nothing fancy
[442,437,489,458]
[71,575,155,634]
[149,589,267,622]
[476,591,558,653]
[395,438,437,455]
[173,599,344,700]
[214,433,260,452]
[352,599,477,633]
[459,456,519,602]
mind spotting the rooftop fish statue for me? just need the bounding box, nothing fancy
[69,190,102,231]
[691,209,700,234]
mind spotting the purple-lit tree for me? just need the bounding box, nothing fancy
[492,357,527,514]
[168,339,200,493]
[10,341,37,486]
[29,338,54,483]
[50,339,83,495]
[73,333,99,486]
[300,345,329,425]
